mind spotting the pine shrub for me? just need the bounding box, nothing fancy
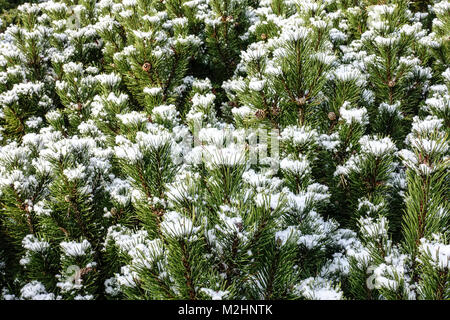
[0,0,448,300]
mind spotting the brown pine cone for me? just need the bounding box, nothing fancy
[255,109,266,120]
[328,111,336,121]
[142,62,151,72]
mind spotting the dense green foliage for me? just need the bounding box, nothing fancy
[0,0,448,300]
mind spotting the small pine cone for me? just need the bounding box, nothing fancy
[142,62,151,72]
[328,111,336,121]
[255,109,266,120]
[388,80,395,87]
[76,102,82,111]
[261,33,267,40]
[64,195,71,202]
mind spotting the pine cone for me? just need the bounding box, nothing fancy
[255,109,266,120]
[142,62,151,72]
[328,111,336,121]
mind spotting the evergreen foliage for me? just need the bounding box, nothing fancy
[0,0,448,300]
